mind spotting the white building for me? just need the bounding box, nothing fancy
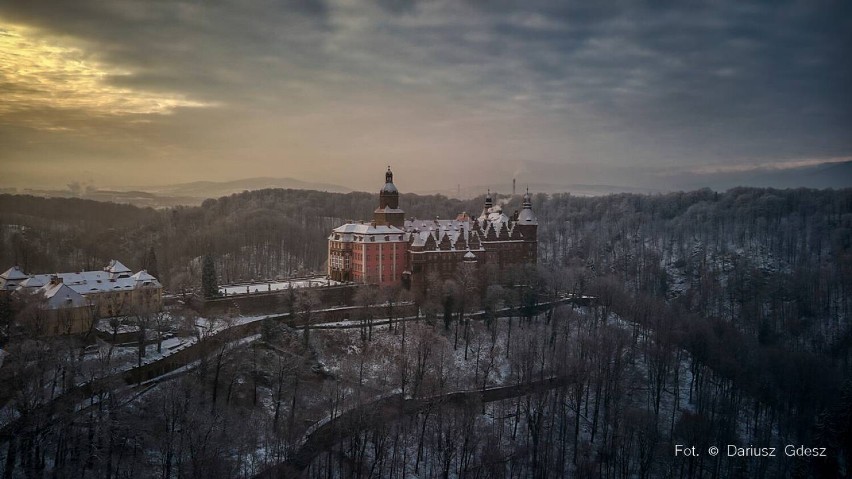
[1,260,163,332]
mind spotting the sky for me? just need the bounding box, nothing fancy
[1,0,850,193]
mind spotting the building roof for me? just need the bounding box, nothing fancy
[330,168,536,257]
[18,276,47,288]
[131,270,158,282]
[517,208,538,225]
[405,219,490,253]
[3,260,162,296]
[0,266,29,290]
[38,282,87,309]
[105,259,132,274]
[26,272,138,294]
[330,223,408,243]
[374,207,404,214]
[332,223,405,235]
[477,204,511,226]
[0,266,28,280]
[517,189,538,225]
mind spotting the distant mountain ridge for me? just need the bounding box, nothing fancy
[677,160,852,190]
[143,177,352,198]
[413,183,661,199]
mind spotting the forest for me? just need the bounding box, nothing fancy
[0,186,850,478]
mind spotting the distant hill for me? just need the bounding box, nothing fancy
[414,182,661,199]
[680,160,852,190]
[143,177,353,198]
[13,177,354,208]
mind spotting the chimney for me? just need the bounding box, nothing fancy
[513,178,516,196]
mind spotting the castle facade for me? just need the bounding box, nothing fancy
[328,168,537,292]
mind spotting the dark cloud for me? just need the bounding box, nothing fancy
[0,0,850,190]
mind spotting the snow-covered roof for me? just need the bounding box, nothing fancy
[332,223,404,235]
[18,276,47,288]
[0,266,29,290]
[330,223,408,243]
[1,266,28,280]
[27,272,136,294]
[517,208,538,225]
[131,270,158,282]
[380,182,398,194]
[13,270,159,295]
[479,205,510,222]
[405,219,488,253]
[463,251,477,260]
[105,259,131,274]
[38,282,87,309]
[517,189,538,225]
[374,207,404,214]
[330,185,535,250]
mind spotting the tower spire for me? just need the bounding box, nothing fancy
[376,166,403,226]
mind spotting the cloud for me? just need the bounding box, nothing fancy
[0,23,211,129]
[0,0,850,190]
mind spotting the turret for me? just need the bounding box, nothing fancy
[479,189,493,221]
[374,166,405,227]
[379,166,399,209]
[516,188,538,261]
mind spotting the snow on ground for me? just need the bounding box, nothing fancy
[219,277,341,296]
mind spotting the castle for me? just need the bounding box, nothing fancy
[328,168,537,292]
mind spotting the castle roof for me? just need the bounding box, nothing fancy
[517,188,538,225]
[374,206,404,214]
[381,166,399,194]
[517,208,538,225]
[330,223,407,242]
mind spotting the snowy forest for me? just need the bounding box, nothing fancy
[1,187,851,478]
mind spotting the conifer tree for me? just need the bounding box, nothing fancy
[202,255,219,298]
[144,246,159,278]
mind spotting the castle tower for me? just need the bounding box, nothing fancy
[515,188,538,261]
[478,189,493,222]
[373,166,405,227]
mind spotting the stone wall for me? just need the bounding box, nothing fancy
[191,284,359,316]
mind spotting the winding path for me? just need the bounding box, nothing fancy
[0,296,585,449]
[255,375,570,478]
